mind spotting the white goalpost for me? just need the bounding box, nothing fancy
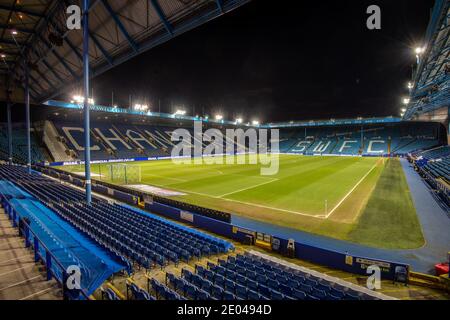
[104,163,141,184]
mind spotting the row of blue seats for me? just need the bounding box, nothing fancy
[150,278,187,300]
[127,282,156,300]
[0,165,231,273]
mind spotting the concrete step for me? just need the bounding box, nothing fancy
[0,211,60,300]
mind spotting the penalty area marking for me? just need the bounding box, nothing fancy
[217,178,279,198]
[132,159,380,220]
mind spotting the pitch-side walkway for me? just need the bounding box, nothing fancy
[232,159,450,274]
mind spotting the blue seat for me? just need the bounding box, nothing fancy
[235,274,247,285]
[223,291,235,300]
[304,278,318,287]
[279,284,293,296]
[201,279,213,293]
[298,283,312,294]
[270,289,284,300]
[211,285,223,299]
[344,293,360,300]
[267,278,279,290]
[214,274,225,287]
[329,288,345,299]
[311,288,327,300]
[185,284,198,299]
[236,285,247,299]
[246,279,258,292]
[292,289,307,300]
[247,290,260,300]
[225,279,235,293]
[204,270,215,282]
[258,284,271,297]
[256,274,268,284]
[196,290,210,300]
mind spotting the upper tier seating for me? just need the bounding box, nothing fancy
[0,165,233,273]
[280,122,445,156]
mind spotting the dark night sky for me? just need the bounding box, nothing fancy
[88,0,435,123]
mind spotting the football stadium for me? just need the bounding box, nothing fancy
[0,0,449,305]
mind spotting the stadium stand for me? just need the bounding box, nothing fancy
[0,125,44,164]
[279,121,446,156]
[151,251,388,301]
[0,165,234,297]
[409,146,450,209]
[35,119,446,162]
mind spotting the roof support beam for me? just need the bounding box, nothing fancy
[0,4,45,18]
[0,24,35,34]
[101,0,138,52]
[90,32,113,65]
[42,59,64,83]
[150,0,173,35]
[34,66,55,90]
[0,38,26,46]
[216,0,224,13]
[39,35,79,78]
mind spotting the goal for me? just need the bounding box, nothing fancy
[104,163,141,184]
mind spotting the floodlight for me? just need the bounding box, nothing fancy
[401,108,406,113]
[72,95,84,103]
[235,118,243,124]
[407,82,413,89]
[174,109,186,116]
[215,114,223,121]
[415,47,424,55]
[402,98,410,105]
[252,120,260,126]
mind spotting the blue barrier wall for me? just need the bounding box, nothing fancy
[145,200,408,280]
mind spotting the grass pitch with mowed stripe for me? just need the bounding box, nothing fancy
[59,155,424,249]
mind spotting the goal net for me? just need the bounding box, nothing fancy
[104,163,141,184]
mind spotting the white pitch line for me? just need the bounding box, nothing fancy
[217,178,279,198]
[324,161,380,218]
[219,197,325,218]
[144,173,187,182]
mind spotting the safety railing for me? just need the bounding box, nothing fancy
[0,194,91,300]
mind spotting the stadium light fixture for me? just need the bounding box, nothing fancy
[174,109,186,116]
[407,82,413,90]
[415,47,424,55]
[10,30,18,35]
[73,95,84,103]
[252,120,260,126]
[215,114,223,121]
[402,98,410,105]
[401,108,407,113]
[235,118,243,124]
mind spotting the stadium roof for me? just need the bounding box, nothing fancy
[404,0,450,119]
[0,0,250,103]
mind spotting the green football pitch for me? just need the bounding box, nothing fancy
[58,155,424,249]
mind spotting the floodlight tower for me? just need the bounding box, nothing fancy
[83,0,92,204]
